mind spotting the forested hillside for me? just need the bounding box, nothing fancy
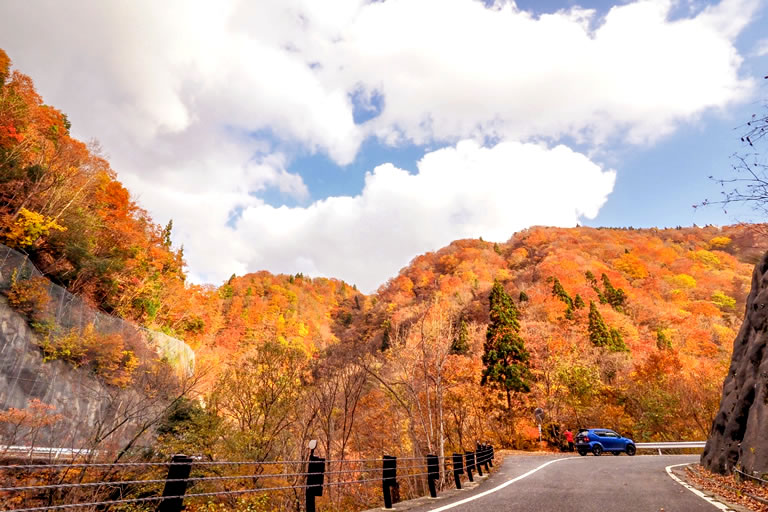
[365,225,767,447]
[0,49,197,337]
[3,44,768,480]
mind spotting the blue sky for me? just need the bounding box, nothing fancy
[1,0,766,291]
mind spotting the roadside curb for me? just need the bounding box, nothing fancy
[359,476,489,512]
[668,464,750,512]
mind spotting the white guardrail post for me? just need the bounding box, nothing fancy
[635,441,706,455]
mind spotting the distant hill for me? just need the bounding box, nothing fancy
[191,224,767,447]
[357,224,767,443]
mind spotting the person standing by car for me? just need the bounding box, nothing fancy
[564,428,574,452]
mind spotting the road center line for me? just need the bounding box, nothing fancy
[427,457,574,512]
[665,463,734,511]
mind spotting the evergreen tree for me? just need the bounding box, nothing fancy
[381,319,391,351]
[609,327,628,352]
[451,317,470,355]
[586,270,607,303]
[601,273,627,312]
[588,301,612,348]
[588,301,628,352]
[518,290,529,302]
[551,277,574,319]
[161,219,173,248]
[482,281,531,409]
[574,294,585,309]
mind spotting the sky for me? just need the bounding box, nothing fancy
[1,0,767,292]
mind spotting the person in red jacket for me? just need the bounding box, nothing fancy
[564,429,574,452]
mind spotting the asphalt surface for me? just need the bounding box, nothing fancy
[403,454,719,512]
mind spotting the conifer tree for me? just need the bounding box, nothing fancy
[574,294,585,309]
[588,301,611,348]
[518,290,529,302]
[588,301,628,352]
[609,327,628,352]
[551,277,574,319]
[482,281,531,409]
[451,317,470,355]
[601,273,627,312]
[381,319,391,351]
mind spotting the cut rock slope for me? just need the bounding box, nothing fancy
[702,251,768,476]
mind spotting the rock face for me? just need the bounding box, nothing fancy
[702,251,768,476]
[0,296,122,447]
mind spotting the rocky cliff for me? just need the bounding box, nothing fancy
[702,251,768,476]
[0,244,196,451]
[0,296,119,448]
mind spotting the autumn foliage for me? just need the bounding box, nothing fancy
[0,50,189,334]
[3,47,768,510]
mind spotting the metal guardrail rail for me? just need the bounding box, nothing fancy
[635,441,706,455]
[0,444,498,512]
[0,445,96,459]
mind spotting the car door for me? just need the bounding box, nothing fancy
[596,430,617,450]
[602,431,621,450]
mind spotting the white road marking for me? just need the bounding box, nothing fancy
[426,457,574,512]
[665,463,735,511]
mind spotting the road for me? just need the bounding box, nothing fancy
[405,454,725,512]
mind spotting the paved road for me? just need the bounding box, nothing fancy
[405,454,720,512]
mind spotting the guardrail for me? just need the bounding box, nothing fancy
[0,445,96,459]
[0,444,496,511]
[635,441,706,455]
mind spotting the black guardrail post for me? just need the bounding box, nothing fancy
[426,454,439,498]
[476,443,486,472]
[157,454,193,512]
[306,454,325,512]
[483,443,491,471]
[452,452,464,489]
[475,446,483,477]
[489,444,494,467]
[465,451,474,482]
[382,455,397,509]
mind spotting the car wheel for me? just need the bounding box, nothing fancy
[592,445,603,456]
[612,451,621,456]
[578,449,587,456]
[626,444,636,456]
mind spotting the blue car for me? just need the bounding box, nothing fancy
[575,428,636,456]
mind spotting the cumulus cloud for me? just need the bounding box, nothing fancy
[226,140,615,292]
[1,0,756,162]
[0,0,757,290]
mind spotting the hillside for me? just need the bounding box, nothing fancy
[361,224,767,445]
[170,224,768,464]
[0,49,195,337]
[3,43,768,477]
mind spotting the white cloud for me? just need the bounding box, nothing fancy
[332,0,756,146]
[0,0,757,290]
[0,0,756,161]
[229,140,615,292]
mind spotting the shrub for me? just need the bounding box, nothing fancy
[708,236,732,250]
[711,290,736,311]
[40,323,139,387]
[3,208,66,248]
[6,272,50,320]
